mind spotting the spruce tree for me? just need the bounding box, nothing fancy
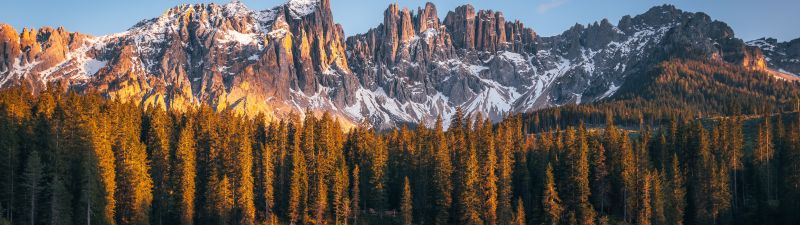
[401,177,413,225]
[667,154,685,225]
[351,166,360,225]
[144,108,171,225]
[458,142,482,225]
[174,122,196,225]
[480,119,498,225]
[542,164,563,225]
[514,197,526,225]
[261,144,275,224]
[22,150,43,225]
[332,167,350,225]
[638,171,652,225]
[496,123,514,224]
[590,140,610,214]
[432,117,452,225]
[288,139,307,225]
[48,174,72,225]
[233,124,255,225]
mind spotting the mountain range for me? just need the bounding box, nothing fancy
[1,0,798,128]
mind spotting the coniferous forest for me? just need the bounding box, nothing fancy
[1,60,800,225]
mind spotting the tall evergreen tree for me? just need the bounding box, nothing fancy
[754,119,776,202]
[143,108,171,225]
[174,121,196,225]
[288,137,307,225]
[638,171,653,225]
[47,174,72,225]
[458,141,482,225]
[496,123,515,224]
[112,104,153,225]
[432,117,452,225]
[233,123,255,225]
[667,154,685,225]
[261,144,275,224]
[542,164,563,225]
[479,118,498,225]
[22,150,43,225]
[514,197,526,225]
[590,140,610,214]
[351,166,360,225]
[401,177,413,225]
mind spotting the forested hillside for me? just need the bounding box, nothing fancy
[1,72,799,225]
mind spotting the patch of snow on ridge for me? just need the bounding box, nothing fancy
[223,0,252,18]
[84,59,108,76]
[220,30,258,45]
[746,39,776,52]
[500,51,527,66]
[288,0,319,19]
[600,83,620,99]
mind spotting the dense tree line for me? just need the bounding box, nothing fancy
[523,59,800,133]
[1,86,799,225]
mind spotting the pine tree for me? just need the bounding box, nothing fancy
[174,121,196,225]
[112,105,153,225]
[144,108,171,225]
[514,197,526,225]
[0,111,19,225]
[564,126,596,225]
[651,171,667,225]
[458,142,482,225]
[480,118,498,225]
[332,167,350,225]
[754,119,776,202]
[590,140,610,214]
[496,123,514,224]
[22,150,43,225]
[48,174,72,225]
[432,117,452,225]
[781,114,800,222]
[542,164,563,225]
[622,134,639,223]
[401,177,413,225]
[638,171,652,225]
[288,139,307,225]
[207,174,234,224]
[667,154,685,225]
[261,144,275,224]
[709,165,731,224]
[367,131,387,212]
[87,109,116,225]
[233,124,256,225]
[351,166,360,225]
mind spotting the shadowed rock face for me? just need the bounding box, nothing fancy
[0,2,792,129]
[748,37,800,76]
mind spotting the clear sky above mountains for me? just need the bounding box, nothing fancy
[2,0,797,41]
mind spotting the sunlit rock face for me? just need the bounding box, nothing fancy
[0,2,785,129]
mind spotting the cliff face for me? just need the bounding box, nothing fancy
[1,1,793,129]
[748,37,800,78]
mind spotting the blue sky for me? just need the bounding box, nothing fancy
[2,0,798,41]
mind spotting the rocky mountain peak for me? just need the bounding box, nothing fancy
[443,4,536,53]
[415,2,440,32]
[287,0,323,19]
[1,2,798,129]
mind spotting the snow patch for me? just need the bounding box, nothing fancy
[220,30,258,45]
[84,59,108,76]
[288,0,319,19]
[599,83,620,99]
